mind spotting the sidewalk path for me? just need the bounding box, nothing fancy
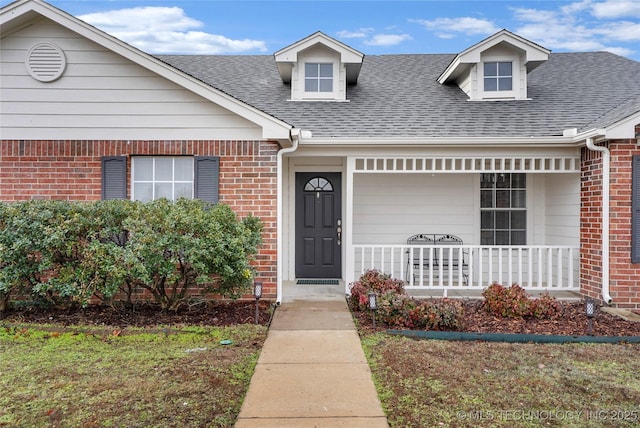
[235,299,389,427]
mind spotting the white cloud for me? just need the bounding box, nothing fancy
[336,28,374,39]
[364,34,413,46]
[510,1,638,57]
[591,0,640,18]
[409,17,500,38]
[78,6,266,54]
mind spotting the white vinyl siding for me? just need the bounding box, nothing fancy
[543,174,580,246]
[352,174,475,245]
[0,20,262,140]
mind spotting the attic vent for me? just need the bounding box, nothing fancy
[25,43,66,82]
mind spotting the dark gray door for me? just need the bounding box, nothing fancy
[295,172,342,278]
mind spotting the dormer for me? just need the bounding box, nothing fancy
[274,32,364,101]
[437,29,550,101]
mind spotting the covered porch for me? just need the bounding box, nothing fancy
[342,150,582,297]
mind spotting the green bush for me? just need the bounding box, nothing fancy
[0,199,263,312]
[482,283,561,319]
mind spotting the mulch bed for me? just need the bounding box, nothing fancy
[353,300,640,337]
[2,299,639,337]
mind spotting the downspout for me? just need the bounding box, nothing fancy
[275,128,300,305]
[585,137,613,304]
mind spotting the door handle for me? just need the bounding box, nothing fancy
[336,226,342,245]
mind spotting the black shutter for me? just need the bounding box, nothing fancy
[194,156,220,204]
[632,155,640,263]
[101,156,127,200]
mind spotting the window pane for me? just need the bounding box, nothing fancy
[481,211,494,228]
[511,231,526,245]
[498,77,512,91]
[495,231,510,245]
[481,231,494,245]
[496,174,510,188]
[155,183,173,200]
[512,173,526,188]
[498,62,512,76]
[319,63,332,77]
[305,63,318,77]
[480,173,494,188]
[305,79,318,92]
[496,190,510,208]
[496,211,510,229]
[481,190,493,208]
[135,183,153,202]
[155,158,173,181]
[135,157,153,181]
[512,190,526,208]
[484,78,497,91]
[174,157,193,181]
[175,183,192,200]
[484,62,497,76]
[319,79,333,92]
[511,211,526,229]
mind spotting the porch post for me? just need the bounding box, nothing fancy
[345,157,355,293]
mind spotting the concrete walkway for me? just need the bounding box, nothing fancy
[235,299,389,427]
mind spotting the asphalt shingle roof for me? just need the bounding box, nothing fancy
[157,52,640,139]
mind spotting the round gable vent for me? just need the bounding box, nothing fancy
[25,42,67,82]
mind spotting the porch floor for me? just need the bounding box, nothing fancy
[282,281,582,303]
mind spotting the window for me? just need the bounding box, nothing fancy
[101,156,219,203]
[484,61,512,92]
[480,173,526,245]
[133,157,193,202]
[305,63,333,92]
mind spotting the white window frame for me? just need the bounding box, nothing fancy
[480,55,519,100]
[304,62,333,93]
[131,156,194,202]
[480,173,527,245]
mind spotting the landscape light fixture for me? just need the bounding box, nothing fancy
[368,292,377,328]
[254,281,262,325]
[585,298,595,335]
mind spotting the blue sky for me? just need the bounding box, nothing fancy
[33,1,640,60]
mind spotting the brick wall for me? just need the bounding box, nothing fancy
[0,140,280,300]
[581,132,640,310]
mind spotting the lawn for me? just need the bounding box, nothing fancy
[361,333,640,427]
[0,324,267,427]
[2,314,639,428]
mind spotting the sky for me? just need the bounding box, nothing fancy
[23,0,640,60]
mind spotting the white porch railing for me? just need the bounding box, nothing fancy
[351,244,580,295]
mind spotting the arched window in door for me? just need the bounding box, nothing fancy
[304,177,334,192]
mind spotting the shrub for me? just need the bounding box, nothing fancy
[347,269,405,311]
[0,199,263,312]
[482,283,560,319]
[348,269,465,330]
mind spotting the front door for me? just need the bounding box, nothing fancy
[295,172,342,278]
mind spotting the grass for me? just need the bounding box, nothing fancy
[0,324,267,427]
[361,333,640,427]
[3,316,639,428]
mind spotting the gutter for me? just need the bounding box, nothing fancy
[275,128,302,305]
[585,136,613,305]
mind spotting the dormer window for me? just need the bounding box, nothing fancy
[305,63,333,92]
[483,61,512,92]
[437,30,550,101]
[274,32,364,102]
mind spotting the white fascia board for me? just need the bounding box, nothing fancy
[2,0,292,142]
[299,135,577,148]
[603,111,640,140]
[275,31,363,63]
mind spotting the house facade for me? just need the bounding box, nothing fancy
[2,0,640,310]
